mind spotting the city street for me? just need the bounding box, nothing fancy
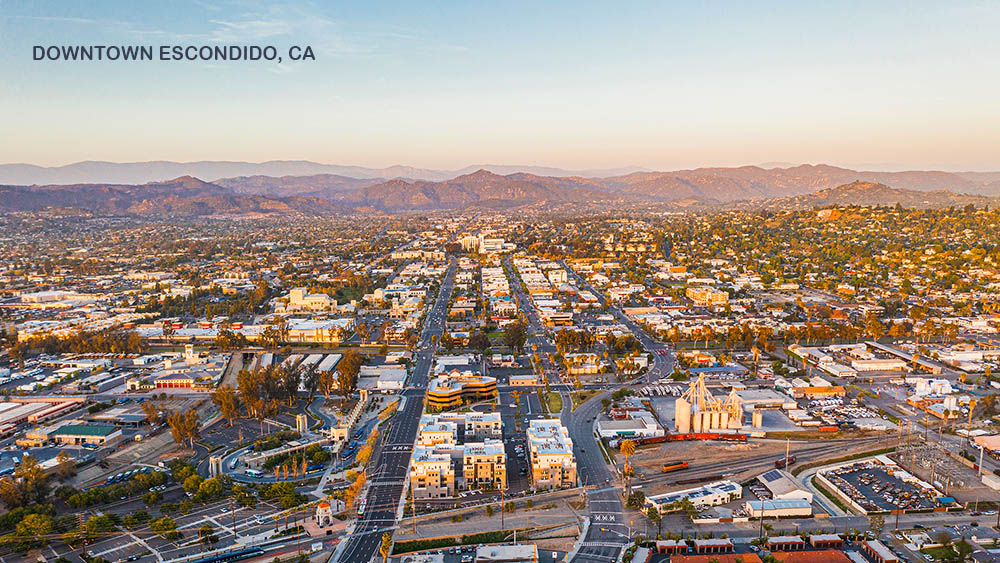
[336,258,457,563]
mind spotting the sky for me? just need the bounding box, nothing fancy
[2,1,1000,171]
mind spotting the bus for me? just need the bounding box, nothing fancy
[184,547,264,563]
[306,464,324,473]
[245,469,263,478]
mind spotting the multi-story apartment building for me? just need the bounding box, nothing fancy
[411,413,507,497]
[685,286,729,307]
[417,412,502,443]
[527,419,577,490]
[410,446,456,499]
[462,440,507,490]
[416,417,458,447]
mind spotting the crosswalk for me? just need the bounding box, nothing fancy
[580,541,629,548]
[383,443,413,450]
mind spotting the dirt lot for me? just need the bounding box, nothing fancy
[622,439,786,476]
[617,436,890,497]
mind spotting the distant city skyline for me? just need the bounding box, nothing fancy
[3,1,1000,171]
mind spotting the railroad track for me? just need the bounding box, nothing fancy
[634,436,888,486]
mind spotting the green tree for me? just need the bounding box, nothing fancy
[183,474,204,493]
[199,523,218,546]
[212,385,242,427]
[503,322,527,353]
[646,506,662,537]
[868,514,885,536]
[16,513,54,544]
[150,516,180,539]
[143,490,163,506]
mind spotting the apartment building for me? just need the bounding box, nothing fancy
[421,412,502,443]
[462,440,507,490]
[527,419,577,490]
[686,286,729,307]
[410,446,456,499]
[416,416,458,446]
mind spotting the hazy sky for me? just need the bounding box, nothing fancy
[2,1,1000,171]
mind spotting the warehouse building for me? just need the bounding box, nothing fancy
[49,423,122,446]
[745,498,813,518]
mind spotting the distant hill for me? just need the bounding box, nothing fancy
[0,176,349,216]
[214,174,383,199]
[7,160,1000,199]
[754,181,1000,210]
[0,160,649,185]
[343,169,627,211]
[4,168,1000,216]
[600,164,1000,202]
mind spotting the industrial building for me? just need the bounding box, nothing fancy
[745,498,813,518]
[49,423,122,446]
[755,469,814,503]
[646,480,742,513]
[674,374,743,433]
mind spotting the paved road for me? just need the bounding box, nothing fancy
[561,261,675,383]
[565,393,628,562]
[502,256,569,389]
[336,258,456,563]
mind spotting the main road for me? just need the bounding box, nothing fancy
[502,256,568,388]
[565,393,630,562]
[335,258,457,563]
[561,260,675,382]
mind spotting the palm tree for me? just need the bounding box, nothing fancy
[620,439,636,493]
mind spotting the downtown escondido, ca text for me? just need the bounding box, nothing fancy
[32,44,315,62]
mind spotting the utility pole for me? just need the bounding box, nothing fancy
[231,497,237,540]
[410,484,416,533]
[296,511,301,554]
[500,486,505,530]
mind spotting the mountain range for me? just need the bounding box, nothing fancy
[0,160,645,186]
[3,163,1000,217]
[753,181,999,210]
[0,176,349,217]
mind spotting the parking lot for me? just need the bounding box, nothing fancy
[821,460,946,512]
[80,497,294,563]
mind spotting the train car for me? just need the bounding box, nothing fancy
[775,455,797,468]
[634,436,667,446]
[664,432,748,442]
[661,461,689,473]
